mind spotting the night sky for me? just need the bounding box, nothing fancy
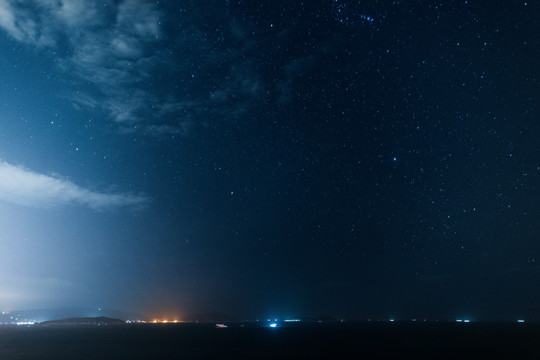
[0,0,538,321]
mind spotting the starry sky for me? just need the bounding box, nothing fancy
[0,0,538,321]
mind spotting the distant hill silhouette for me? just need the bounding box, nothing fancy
[0,307,144,323]
[38,316,125,326]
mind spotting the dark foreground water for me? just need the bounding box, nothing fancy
[0,322,539,359]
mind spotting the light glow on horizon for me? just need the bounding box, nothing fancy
[151,319,181,324]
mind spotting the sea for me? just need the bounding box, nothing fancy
[0,322,539,359]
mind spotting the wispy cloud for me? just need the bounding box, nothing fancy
[276,55,317,105]
[0,1,267,135]
[0,0,168,131]
[0,0,54,46]
[0,161,147,210]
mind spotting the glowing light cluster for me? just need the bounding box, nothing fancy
[151,319,180,324]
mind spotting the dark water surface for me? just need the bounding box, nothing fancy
[0,322,538,359]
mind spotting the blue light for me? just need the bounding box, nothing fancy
[269,323,277,328]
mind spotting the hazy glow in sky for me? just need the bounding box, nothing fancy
[0,0,538,321]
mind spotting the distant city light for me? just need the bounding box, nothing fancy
[389,319,395,322]
[517,320,525,323]
[284,319,301,322]
[456,319,463,322]
[269,323,277,328]
[149,319,180,324]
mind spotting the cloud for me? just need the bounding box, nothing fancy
[0,161,147,210]
[276,55,317,105]
[0,1,267,135]
[0,0,167,129]
[0,0,53,46]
